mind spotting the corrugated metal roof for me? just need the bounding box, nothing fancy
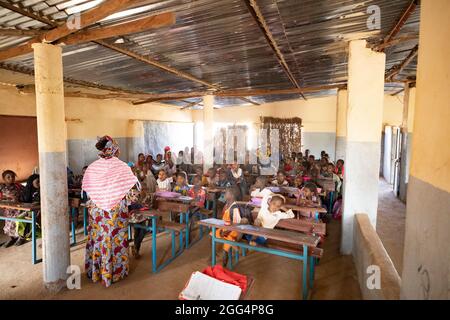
[0,0,420,107]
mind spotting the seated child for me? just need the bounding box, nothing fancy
[173,172,189,196]
[250,193,294,245]
[188,175,206,209]
[271,170,289,186]
[204,167,218,186]
[326,163,342,194]
[215,186,250,267]
[0,170,24,247]
[156,169,173,192]
[296,182,322,214]
[249,176,268,197]
[293,174,304,189]
[283,158,295,176]
[335,159,345,179]
[128,186,152,259]
[216,169,233,204]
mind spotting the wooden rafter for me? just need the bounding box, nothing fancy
[243,0,306,100]
[375,0,417,52]
[0,0,139,61]
[0,28,42,37]
[131,84,344,105]
[56,12,175,46]
[0,1,57,27]
[0,62,153,98]
[95,39,260,106]
[385,45,419,81]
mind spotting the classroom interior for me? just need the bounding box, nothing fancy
[0,0,448,300]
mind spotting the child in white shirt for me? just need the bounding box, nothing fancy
[156,169,173,191]
[250,193,294,246]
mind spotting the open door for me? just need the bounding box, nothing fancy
[392,127,402,196]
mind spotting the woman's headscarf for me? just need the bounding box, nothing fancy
[98,135,120,159]
[21,174,39,203]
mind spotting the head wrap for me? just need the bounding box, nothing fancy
[98,135,120,159]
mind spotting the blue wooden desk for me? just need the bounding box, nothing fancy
[198,218,320,300]
[0,202,40,264]
[128,210,185,273]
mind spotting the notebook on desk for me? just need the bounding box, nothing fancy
[179,271,242,300]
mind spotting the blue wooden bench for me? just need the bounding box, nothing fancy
[128,210,186,273]
[198,218,321,300]
[0,202,40,264]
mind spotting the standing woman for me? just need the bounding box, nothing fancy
[0,170,24,247]
[82,136,138,287]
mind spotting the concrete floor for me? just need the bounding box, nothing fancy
[376,178,406,275]
[0,217,362,300]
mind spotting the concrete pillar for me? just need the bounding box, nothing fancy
[401,0,450,299]
[341,40,386,254]
[32,43,70,291]
[127,120,145,162]
[335,89,348,161]
[203,95,214,172]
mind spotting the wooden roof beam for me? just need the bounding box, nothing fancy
[0,1,57,27]
[243,0,306,100]
[376,0,418,52]
[131,84,344,105]
[56,12,175,46]
[0,28,42,37]
[385,45,419,81]
[0,0,139,61]
[95,40,260,106]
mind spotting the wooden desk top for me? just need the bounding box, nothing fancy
[237,201,327,214]
[0,201,39,211]
[276,218,326,236]
[198,218,319,247]
[155,199,192,212]
[249,209,326,235]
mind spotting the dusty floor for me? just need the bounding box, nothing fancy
[0,217,361,300]
[376,178,406,275]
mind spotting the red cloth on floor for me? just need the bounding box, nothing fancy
[202,265,248,293]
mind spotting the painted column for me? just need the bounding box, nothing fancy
[401,0,450,300]
[335,89,348,161]
[341,40,385,254]
[32,43,70,291]
[127,120,145,163]
[203,95,214,172]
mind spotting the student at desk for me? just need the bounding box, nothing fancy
[17,174,41,244]
[173,172,190,196]
[0,170,24,247]
[249,193,294,246]
[156,169,173,192]
[216,186,250,267]
[296,183,322,216]
[271,170,289,187]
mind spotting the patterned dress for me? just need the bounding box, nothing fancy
[85,196,130,287]
[0,183,23,237]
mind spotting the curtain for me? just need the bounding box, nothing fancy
[260,117,302,160]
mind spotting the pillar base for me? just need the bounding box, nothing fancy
[44,279,67,293]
